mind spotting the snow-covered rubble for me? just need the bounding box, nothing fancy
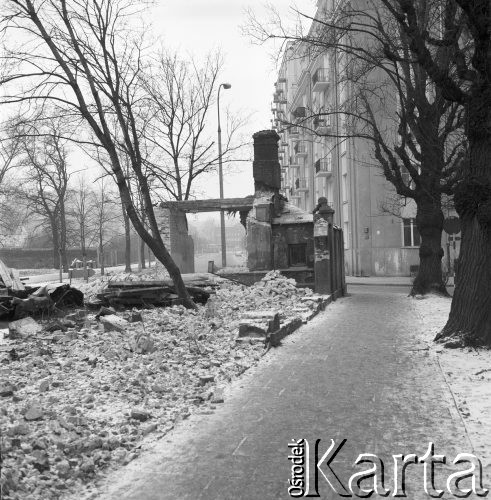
[0,271,320,500]
[73,268,170,302]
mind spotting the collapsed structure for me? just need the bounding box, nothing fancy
[158,130,345,296]
[245,130,315,286]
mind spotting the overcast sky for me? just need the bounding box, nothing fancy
[148,0,316,200]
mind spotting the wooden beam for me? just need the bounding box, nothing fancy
[160,196,253,213]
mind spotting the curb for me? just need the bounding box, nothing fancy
[347,282,411,287]
[268,294,332,347]
[346,281,455,288]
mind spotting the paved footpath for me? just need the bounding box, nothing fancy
[96,287,473,500]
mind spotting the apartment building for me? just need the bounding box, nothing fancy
[271,2,422,277]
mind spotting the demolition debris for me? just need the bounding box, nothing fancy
[0,270,329,500]
[0,259,84,322]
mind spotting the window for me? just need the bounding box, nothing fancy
[401,166,415,189]
[342,172,348,202]
[288,244,307,267]
[402,218,421,247]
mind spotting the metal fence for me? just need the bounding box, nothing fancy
[330,226,346,299]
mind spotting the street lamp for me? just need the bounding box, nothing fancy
[217,82,231,268]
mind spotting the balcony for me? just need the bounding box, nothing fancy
[288,126,300,138]
[315,159,332,177]
[313,116,332,135]
[273,89,287,105]
[294,143,308,158]
[312,68,330,92]
[295,177,308,192]
[292,106,306,119]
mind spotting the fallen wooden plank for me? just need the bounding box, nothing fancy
[107,278,216,289]
[107,296,180,306]
[107,280,173,288]
[115,286,172,297]
[97,287,173,300]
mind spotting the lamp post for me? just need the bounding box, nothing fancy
[217,82,231,268]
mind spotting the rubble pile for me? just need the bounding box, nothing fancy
[0,259,83,321]
[215,266,249,275]
[214,270,314,319]
[0,271,322,500]
[74,269,170,303]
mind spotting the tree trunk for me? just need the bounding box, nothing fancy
[81,236,88,282]
[436,132,491,344]
[140,208,146,270]
[99,228,105,276]
[106,146,195,308]
[59,204,69,272]
[140,238,146,269]
[410,199,448,296]
[124,198,195,309]
[51,221,60,269]
[121,200,132,273]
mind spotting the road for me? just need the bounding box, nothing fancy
[95,285,470,500]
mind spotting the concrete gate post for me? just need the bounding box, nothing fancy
[314,197,335,295]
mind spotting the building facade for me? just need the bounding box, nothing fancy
[271,1,422,277]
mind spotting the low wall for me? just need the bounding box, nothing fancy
[0,248,98,269]
[371,247,419,276]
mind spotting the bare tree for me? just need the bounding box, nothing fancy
[367,0,491,344]
[246,1,465,295]
[0,118,26,237]
[69,176,97,271]
[14,120,72,270]
[1,0,195,307]
[92,178,120,275]
[143,50,248,201]
[0,122,19,188]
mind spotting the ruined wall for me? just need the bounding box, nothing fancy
[155,207,195,274]
[252,130,281,193]
[246,130,281,271]
[272,224,314,269]
[246,193,274,271]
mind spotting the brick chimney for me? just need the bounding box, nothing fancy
[252,130,281,192]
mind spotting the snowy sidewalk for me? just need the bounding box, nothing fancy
[92,288,479,500]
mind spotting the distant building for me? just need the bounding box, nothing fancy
[272,2,422,277]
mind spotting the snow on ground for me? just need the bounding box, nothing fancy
[0,271,319,500]
[412,294,491,468]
